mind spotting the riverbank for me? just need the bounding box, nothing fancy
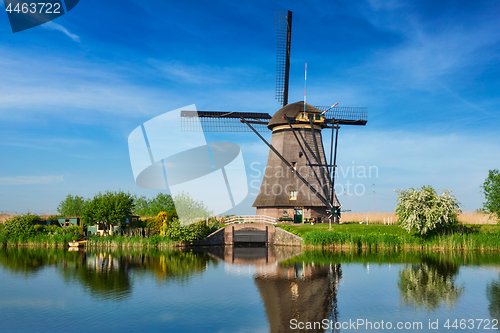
[2,222,500,251]
[0,234,176,249]
[279,223,500,251]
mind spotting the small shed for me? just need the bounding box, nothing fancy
[58,217,82,228]
[86,215,138,236]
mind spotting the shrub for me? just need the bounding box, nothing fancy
[45,225,64,235]
[3,213,39,238]
[163,218,211,242]
[65,225,83,239]
[396,186,461,236]
[144,217,160,234]
[33,224,46,234]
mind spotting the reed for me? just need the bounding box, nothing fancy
[300,229,500,250]
[457,211,497,224]
[0,212,18,224]
[86,235,174,249]
[341,211,397,224]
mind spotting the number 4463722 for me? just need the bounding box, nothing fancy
[444,319,498,330]
[5,2,61,14]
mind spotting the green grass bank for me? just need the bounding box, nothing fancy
[279,223,500,250]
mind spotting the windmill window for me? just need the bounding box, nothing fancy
[289,191,297,200]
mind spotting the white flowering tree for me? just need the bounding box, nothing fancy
[395,186,461,236]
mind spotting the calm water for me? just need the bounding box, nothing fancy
[1,246,500,333]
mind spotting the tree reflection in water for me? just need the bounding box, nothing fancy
[0,247,80,276]
[398,255,463,310]
[60,250,132,301]
[0,247,215,301]
[486,276,500,321]
[60,249,215,301]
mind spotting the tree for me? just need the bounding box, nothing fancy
[81,190,135,230]
[482,169,500,220]
[395,186,461,236]
[57,194,86,217]
[173,191,213,226]
[133,193,176,217]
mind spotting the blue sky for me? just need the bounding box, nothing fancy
[0,0,499,214]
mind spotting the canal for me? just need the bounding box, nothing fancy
[1,246,500,332]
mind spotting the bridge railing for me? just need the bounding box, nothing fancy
[224,215,278,225]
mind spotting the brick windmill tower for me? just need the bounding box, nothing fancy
[252,101,340,223]
[181,11,367,224]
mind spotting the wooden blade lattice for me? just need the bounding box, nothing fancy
[181,111,271,132]
[316,106,368,126]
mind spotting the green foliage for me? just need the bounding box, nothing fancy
[163,218,211,242]
[45,225,64,235]
[483,169,500,220]
[65,225,83,239]
[3,213,39,238]
[81,190,135,228]
[173,191,213,225]
[487,276,500,321]
[57,194,86,217]
[146,211,177,235]
[133,193,175,217]
[33,224,46,235]
[127,218,145,228]
[280,225,302,236]
[156,211,178,232]
[143,217,158,233]
[396,186,461,236]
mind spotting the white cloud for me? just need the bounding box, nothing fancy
[0,51,179,119]
[147,59,267,85]
[0,175,64,185]
[42,21,80,42]
[356,5,500,90]
[0,136,93,150]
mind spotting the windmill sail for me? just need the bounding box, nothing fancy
[275,10,292,107]
[180,106,367,132]
[181,110,271,132]
[316,106,368,126]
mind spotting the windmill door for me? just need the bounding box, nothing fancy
[294,209,303,224]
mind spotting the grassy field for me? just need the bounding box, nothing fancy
[341,211,497,225]
[281,222,408,236]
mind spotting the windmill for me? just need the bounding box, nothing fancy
[181,10,367,224]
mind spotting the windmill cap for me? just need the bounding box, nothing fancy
[267,101,322,130]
